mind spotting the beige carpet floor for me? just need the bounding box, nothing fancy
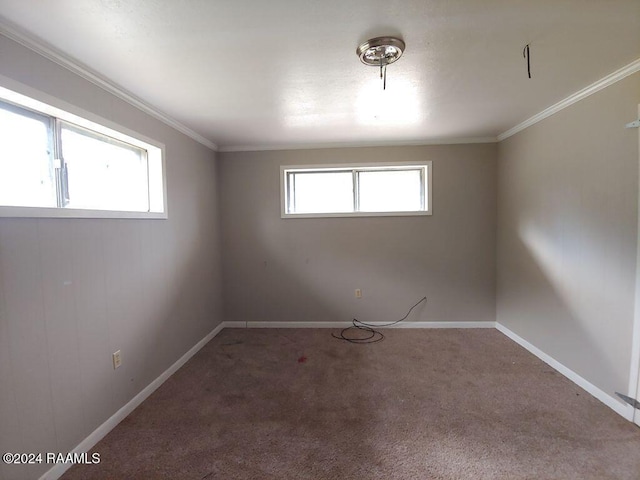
[63,328,640,479]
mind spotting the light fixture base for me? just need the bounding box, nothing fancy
[356,36,406,66]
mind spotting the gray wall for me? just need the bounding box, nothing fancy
[220,144,497,326]
[0,36,222,479]
[497,72,640,403]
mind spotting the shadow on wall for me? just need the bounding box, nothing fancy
[223,212,494,326]
[241,214,440,326]
[499,218,632,401]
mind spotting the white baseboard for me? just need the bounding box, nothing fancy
[245,321,351,328]
[39,322,226,480]
[387,321,495,329]
[244,321,496,329]
[223,321,249,328]
[495,323,633,420]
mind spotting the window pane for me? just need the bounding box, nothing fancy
[358,169,422,212]
[290,171,353,213]
[0,106,56,207]
[61,124,149,212]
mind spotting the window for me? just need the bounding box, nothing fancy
[0,103,56,208]
[61,123,150,212]
[0,86,165,219]
[281,162,432,218]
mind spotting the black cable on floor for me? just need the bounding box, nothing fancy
[332,296,427,344]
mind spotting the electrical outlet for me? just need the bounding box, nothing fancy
[112,350,122,369]
[355,289,362,298]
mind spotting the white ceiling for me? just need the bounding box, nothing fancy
[0,0,639,150]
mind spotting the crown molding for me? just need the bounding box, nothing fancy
[498,58,640,142]
[0,20,218,151]
[218,136,497,152]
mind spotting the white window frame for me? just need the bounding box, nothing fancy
[280,161,432,218]
[0,77,167,219]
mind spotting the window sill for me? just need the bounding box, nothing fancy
[281,210,431,219]
[0,206,167,220]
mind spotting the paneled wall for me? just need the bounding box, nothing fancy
[0,35,223,480]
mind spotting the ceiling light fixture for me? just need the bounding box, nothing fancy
[356,36,405,90]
